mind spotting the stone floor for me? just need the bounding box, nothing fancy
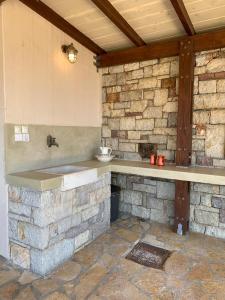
[1,216,225,299]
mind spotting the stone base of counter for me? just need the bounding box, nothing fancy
[8,173,111,275]
[112,173,225,239]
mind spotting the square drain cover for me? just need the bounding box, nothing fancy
[126,242,171,269]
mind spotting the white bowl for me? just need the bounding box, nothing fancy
[96,155,115,162]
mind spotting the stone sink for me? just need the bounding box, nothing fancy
[37,165,98,191]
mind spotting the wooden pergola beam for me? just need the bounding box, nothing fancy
[91,0,146,47]
[170,0,195,35]
[97,27,225,67]
[19,0,106,55]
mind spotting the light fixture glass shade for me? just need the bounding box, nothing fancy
[62,43,78,63]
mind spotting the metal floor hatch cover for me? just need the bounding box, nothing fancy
[126,242,171,269]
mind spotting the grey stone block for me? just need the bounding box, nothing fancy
[195,209,219,226]
[33,198,73,227]
[8,212,31,223]
[133,183,156,194]
[123,190,142,205]
[220,186,225,196]
[74,191,89,207]
[65,222,89,239]
[200,194,212,207]
[190,222,206,234]
[61,189,76,203]
[205,226,225,239]
[212,196,225,209]
[167,201,174,218]
[193,183,219,194]
[146,196,164,210]
[57,216,72,234]
[126,175,143,189]
[219,209,225,223]
[17,222,49,250]
[123,152,142,161]
[150,209,168,223]
[92,220,110,240]
[71,214,82,228]
[8,218,18,240]
[21,189,42,208]
[116,174,127,189]
[74,230,90,250]
[119,202,132,214]
[156,181,175,200]
[190,191,201,205]
[82,205,99,222]
[131,205,150,219]
[30,239,75,275]
[9,201,31,218]
[8,186,21,202]
[144,179,157,186]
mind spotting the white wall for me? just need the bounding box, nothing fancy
[0,6,8,258]
[0,0,103,258]
[2,0,102,127]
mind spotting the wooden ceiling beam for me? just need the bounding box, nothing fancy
[19,0,106,55]
[97,27,225,67]
[170,0,195,36]
[91,0,146,47]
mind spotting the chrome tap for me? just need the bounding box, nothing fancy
[47,135,59,148]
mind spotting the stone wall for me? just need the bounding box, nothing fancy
[102,48,225,166]
[112,173,225,239]
[112,173,175,225]
[103,49,225,240]
[190,182,225,239]
[193,49,225,167]
[8,173,111,275]
[102,58,179,162]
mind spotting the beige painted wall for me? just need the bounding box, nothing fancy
[2,0,102,127]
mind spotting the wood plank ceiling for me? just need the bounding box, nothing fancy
[41,0,225,51]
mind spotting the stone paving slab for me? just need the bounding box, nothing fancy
[1,216,225,299]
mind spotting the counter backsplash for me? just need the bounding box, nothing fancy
[5,124,101,173]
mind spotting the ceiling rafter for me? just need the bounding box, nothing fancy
[90,0,146,47]
[97,27,225,67]
[19,0,106,55]
[170,0,195,36]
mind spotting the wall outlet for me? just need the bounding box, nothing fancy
[14,125,29,142]
[14,126,21,134]
[15,133,23,142]
[21,126,28,134]
[23,133,30,142]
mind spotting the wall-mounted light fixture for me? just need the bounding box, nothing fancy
[61,43,78,63]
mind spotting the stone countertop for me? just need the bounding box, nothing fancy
[6,159,225,191]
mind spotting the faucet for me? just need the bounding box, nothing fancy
[47,135,59,148]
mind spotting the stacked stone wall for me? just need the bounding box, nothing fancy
[193,49,225,166]
[103,48,225,239]
[112,173,225,239]
[102,57,179,162]
[112,173,175,225]
[102,48,225,166]
[8,173,111,275]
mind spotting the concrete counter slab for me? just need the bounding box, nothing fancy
[6,159,225,191]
